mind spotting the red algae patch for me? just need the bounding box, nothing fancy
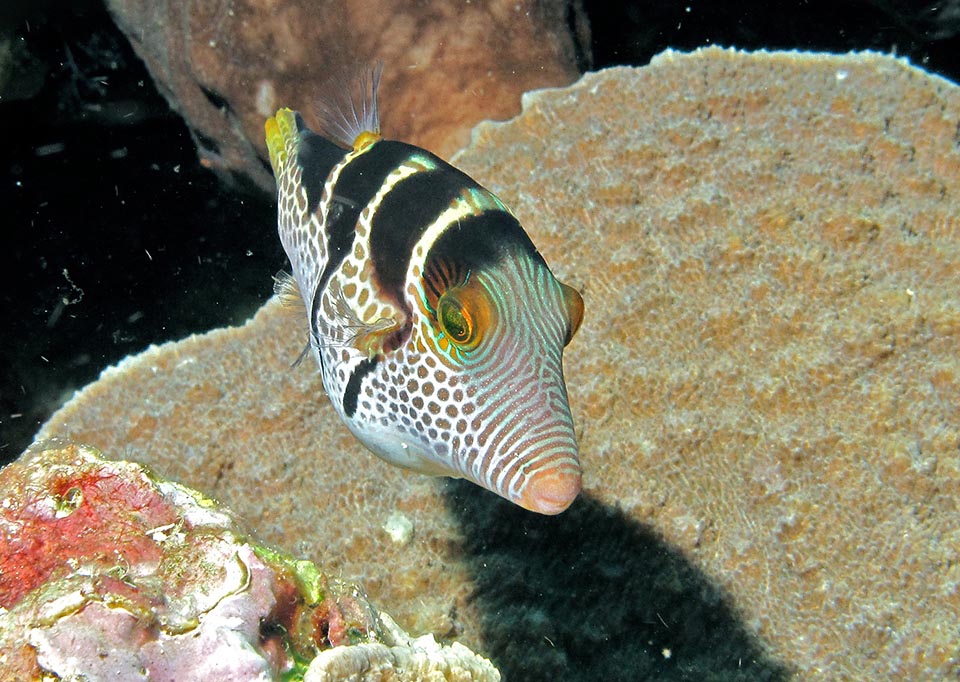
[0,446,174,608]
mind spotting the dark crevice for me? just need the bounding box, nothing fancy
[199,83,232,114]
[194,128,222,156]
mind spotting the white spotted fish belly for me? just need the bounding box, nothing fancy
[264,80,584,515]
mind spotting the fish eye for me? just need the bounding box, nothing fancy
[438,295,474,346]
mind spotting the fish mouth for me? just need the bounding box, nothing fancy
[516,466,582,515]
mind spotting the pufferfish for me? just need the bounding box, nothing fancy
[264,68,584,515]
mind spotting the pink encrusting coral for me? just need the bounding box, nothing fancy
[0,439,500,680]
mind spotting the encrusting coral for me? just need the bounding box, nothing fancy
[37,48,960,678]
[0,439,500,681]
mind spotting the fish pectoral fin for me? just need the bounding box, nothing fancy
[327,279,405,356]
[349,315,404,358]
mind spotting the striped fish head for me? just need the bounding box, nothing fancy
[396,226,586,515]
[265,102,585,515]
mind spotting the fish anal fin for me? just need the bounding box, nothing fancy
[273,270,302,306]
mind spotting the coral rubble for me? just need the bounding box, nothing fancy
[38,48,960,678]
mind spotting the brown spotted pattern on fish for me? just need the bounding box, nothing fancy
[264,68,584,514]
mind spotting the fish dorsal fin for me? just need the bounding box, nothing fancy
[315,62,383,151]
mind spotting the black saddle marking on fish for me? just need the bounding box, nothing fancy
[308,278,326,374]
[295,117,346,216]
[368,146,477,305]
[343,356,379,418]
[309,140,416,318]
[428,209,545,271]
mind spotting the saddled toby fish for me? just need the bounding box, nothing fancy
[264,68,584,514]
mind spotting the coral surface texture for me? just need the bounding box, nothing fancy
[39,48,960,679]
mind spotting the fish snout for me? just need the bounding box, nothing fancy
[517,465,582,515]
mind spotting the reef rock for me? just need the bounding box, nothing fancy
[0,439,499,681]
[104,0,587,189]
[39,48,960,679]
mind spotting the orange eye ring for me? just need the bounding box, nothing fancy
[436,283,492,351]
[438,295,475,346]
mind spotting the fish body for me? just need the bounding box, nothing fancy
[264,71,584,514]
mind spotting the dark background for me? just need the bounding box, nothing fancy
[2,0,959,462]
